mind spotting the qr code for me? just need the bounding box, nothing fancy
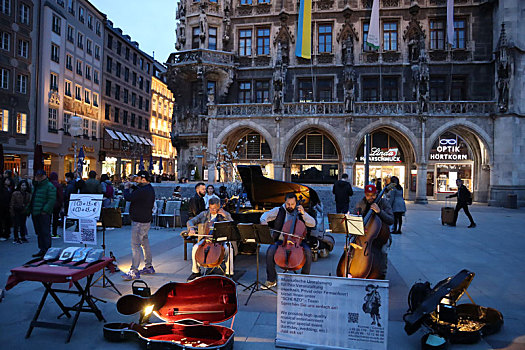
[81,228,95,242]
[348,312,359,323]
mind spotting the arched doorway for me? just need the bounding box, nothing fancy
[354,128,416,193]
[221,128,273,180]
[287,130,341,184]
[427,125,491,202]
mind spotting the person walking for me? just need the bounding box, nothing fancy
[332,173,354,213]
[30,170,57,257]
[0,178,13,241]
[82,170,102,194]
[388,176,406,234]
[64,172,77,215]
[447,179,476,228]
[48,172,64,239]
[10,180,31,243]
[121,171,156,281]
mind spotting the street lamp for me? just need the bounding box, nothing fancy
[69,114,83,176]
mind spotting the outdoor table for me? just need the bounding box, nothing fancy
[5,257,115,343]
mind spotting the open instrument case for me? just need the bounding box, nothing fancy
[403,270,503,348]
[104,276,237,349]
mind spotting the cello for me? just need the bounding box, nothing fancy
[194,221,225,269]
[337,183,394,279]
[273,201,307,271]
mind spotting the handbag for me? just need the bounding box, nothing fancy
[101,207,122,228]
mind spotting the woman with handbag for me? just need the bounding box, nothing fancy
[10,180,32,244]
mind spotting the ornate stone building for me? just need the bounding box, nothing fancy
[167,0,525,207]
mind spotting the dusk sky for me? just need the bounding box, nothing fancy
[90,0,177,63]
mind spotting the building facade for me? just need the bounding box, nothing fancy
[36,0,105,177]
[167,0,525,206]
[100,19,154,179]
[150,63,176,176]
[0,0,38,177]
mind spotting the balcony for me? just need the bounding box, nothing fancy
[167,49,235,69]
[208,101,495,118]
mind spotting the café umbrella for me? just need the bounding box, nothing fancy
[148,154,154,172]
[77,146,85,176]
[139,155,145,171]
[159,158,163,174]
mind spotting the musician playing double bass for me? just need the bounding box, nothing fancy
[260,193,317,289]
[186,197,234,281]
[354,184,394,279]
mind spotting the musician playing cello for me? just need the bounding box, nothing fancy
[260,193,317,289]
[354,184,394,279]
[186,197,234,281]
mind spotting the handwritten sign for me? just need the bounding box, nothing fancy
[68,194,103,220]
[276,274,389,350]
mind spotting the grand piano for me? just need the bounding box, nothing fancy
[229,165,321,223]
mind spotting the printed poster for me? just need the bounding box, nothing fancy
[276,273,389,350]
[63,217,97,245]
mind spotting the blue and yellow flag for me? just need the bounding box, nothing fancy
[295,0,312,59]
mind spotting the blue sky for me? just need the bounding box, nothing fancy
[90,0,177,63]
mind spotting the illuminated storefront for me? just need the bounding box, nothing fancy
[428,131,473,199]
[355,131,406,189]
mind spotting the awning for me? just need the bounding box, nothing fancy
[146,138,155,147]
[124,133,135,143]
[115,131,128,142]
[139,136,149,145]
[106,129,119,140]
[132,135,144,144]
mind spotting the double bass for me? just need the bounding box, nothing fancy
[337,184,394,279]
[273,202,307,271]
[194,222,225,268]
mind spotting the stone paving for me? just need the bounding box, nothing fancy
[1,202,524,350]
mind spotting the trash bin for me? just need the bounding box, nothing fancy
[507,194,518,209]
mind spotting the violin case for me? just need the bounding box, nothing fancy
[103,276,237,349]
[403,270,503,346]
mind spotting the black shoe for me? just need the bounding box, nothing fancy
[468,223,476,228]
[449,224,456,227]
[391,231,401,234]
[187,272,202,281]
[32,251,45,258]
[21,238,29,243]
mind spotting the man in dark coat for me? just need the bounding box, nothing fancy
[447,179,476,228]
[188,182,206,219]
[121,171,156,281]
[332,173,354,213]
[64,172,77,215]
[30,170,57,257]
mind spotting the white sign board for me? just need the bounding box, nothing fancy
[276,274,389,350]
[67,194,103,220]
[63,217,97,245]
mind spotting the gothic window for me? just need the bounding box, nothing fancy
[298,79,313,102]
[453,19,466,49]
[430,76,446,100]
[383,22,397,51]
[192,27,200,49]
[256,27,270,55]
[362,76,379,101]
[208,27,217,50]
[239,29,252,56]
[238,81,251,103]
[430,20,445,50]
[255,80,269,103]
[318,24,332,53]
[382,77,398,101]
[451,76,467,100]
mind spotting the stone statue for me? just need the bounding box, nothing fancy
[342,36,354,66]
[413,36,429,113]
[176,0,186,20]
[223,17,231,44]
[175,22,186,50]
[272,44,285,114]
[496,23,510,113]
[199,6,207,44]
[342,36,355,113]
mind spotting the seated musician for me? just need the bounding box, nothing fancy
[354,184,394,280]
[186,197,234,281]
[260,193,316,289]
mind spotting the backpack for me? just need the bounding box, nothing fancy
[466,188,473,205]
[104,183,114,199]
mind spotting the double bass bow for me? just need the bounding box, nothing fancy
[337,183,395,279]
[273,200,307,271]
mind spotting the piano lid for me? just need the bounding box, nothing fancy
[237,165,320,209]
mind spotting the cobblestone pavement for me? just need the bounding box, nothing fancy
[1,202,524,349]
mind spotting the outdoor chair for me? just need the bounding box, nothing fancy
[153,199,165,229]
[157,200,180,228]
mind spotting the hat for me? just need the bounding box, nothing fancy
[137,170,150,182]
[365,184,377,194]
[35,169,46,176]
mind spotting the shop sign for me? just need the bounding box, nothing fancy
[360,147,402,163]
[430,138,469,161]
[68,144,95,153]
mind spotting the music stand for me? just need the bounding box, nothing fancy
[327,213,365,278]
[239,223,276,306]
[90,207,122,296]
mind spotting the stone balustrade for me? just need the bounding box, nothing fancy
[167,49,235,68]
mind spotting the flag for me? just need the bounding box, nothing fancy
[77,146,85,175]
[366,0,380,50]
[139,155,145,171]
[295,0,312,59]
[447,0,454,46]
[148,154,154,172]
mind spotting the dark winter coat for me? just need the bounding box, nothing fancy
[188,193,205,219]
[332,180,353,205]
[82,178,102,194]
[30,178,57,215]
[123,183,155,223]
[10,190,31,216]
